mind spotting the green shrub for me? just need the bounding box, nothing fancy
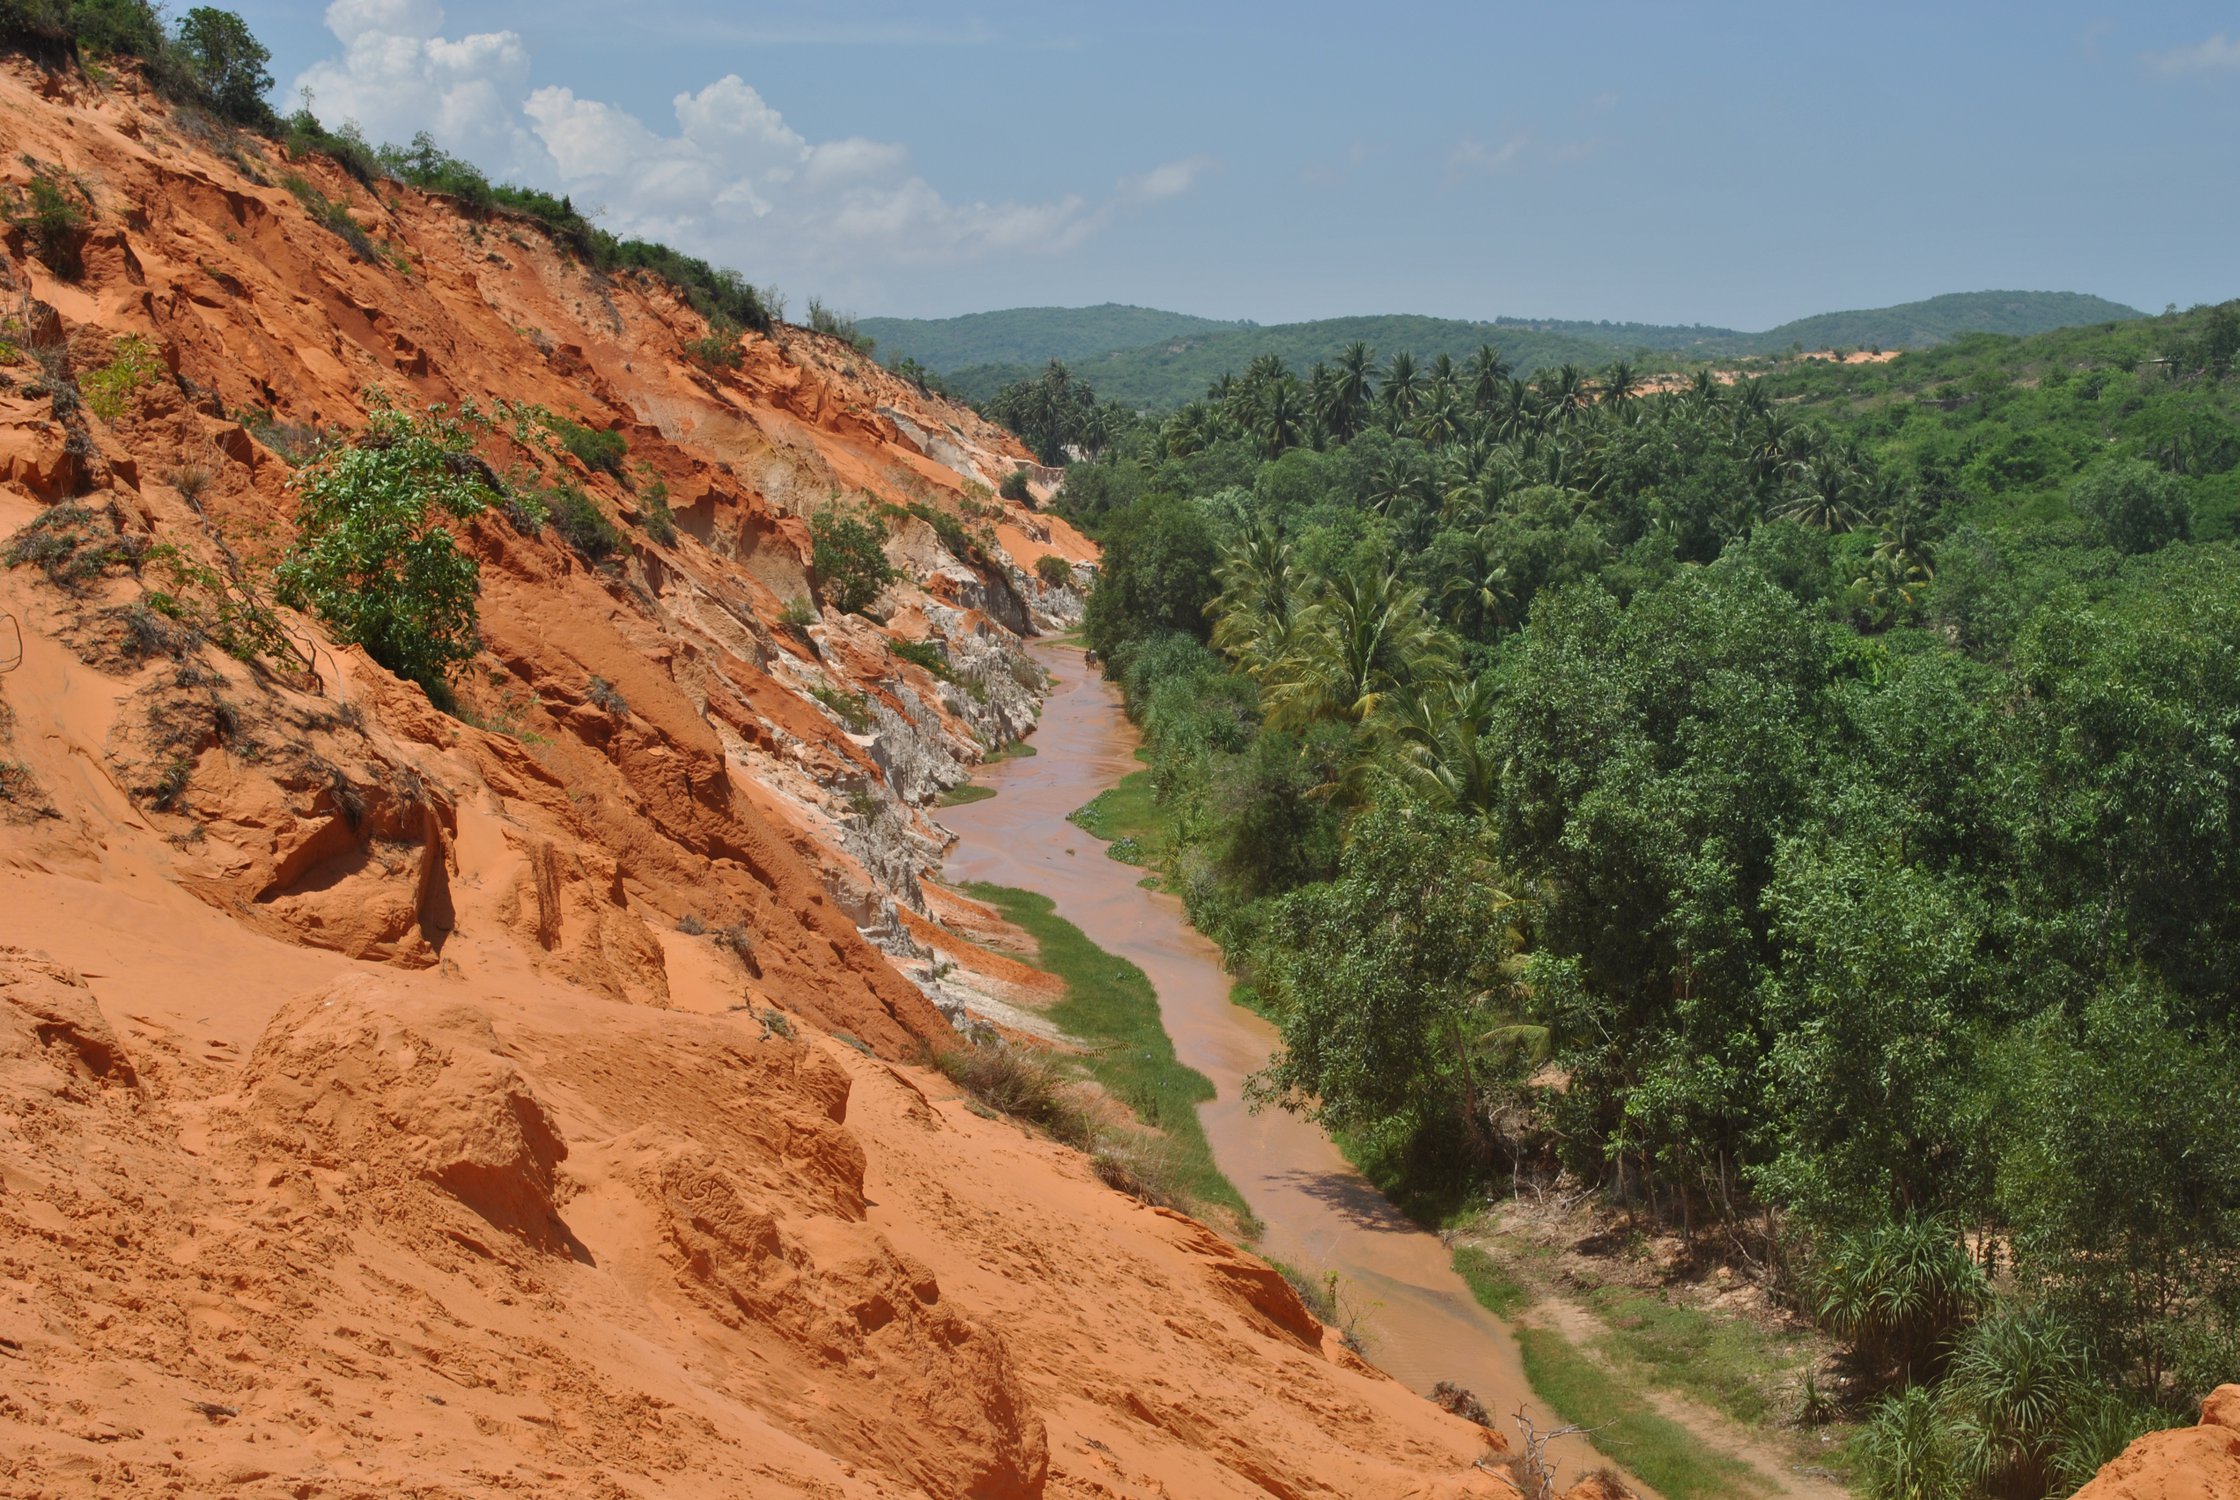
[273,398,491,696]
[890,636,949,678]
[806,297,872,354]
[933,1038,1096,1143]
[1813,1217,1988,1381]
[543,412,626,476]
[238,407,327,466]
[1859,1385,1963,1500]
[637,492,677,545]
[2069,458,2191,554]
[79,335,161,421]
[1000,468,1033,503]
[3,167,88,278]
[1034,552,1073,588]
[778,596,817,632]
[810,684,874,733]
[281,109,379,186]
[586,675,627,716]
[377,131,494,212]
[809,506,895,615]
[685,320,744,369]
[546,484,622,562]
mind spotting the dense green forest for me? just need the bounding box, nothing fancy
[886,292,2144,409]
[1061,300,2240,1500]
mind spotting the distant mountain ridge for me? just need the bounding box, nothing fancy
[866,291,2146,410]
[856,303,1247,373]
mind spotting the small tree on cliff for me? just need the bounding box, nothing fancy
[809,505,896,616]
[275,396,493,698]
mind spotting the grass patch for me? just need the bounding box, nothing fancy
[1584,1286,1801,1429]
[939,782,997,807]
[1512,1324,1767,1500]
[990,738,1038,760]
[1452,1245,1535,1319]
[1068,757,1165,863]
[958,880,1255,1231]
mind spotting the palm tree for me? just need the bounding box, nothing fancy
[1386,673,1501,817]
[1441,534,1520,636]
[1466,343,1511,410]
[1413,379,1468,447]
[1263,566,1452,727]
[1307,362,1340,447]
[1546,363,1592,423]
[1380,350,1421,424]
[1162,402,1216,459]
[1778,449,1868,531]
[1488,375,1533,439]
[1211,519,1302,676]
[1366,450,1431,516]
[1333,342,1376,439]
[1602,360,1638,405]
[1255,376,1307,458]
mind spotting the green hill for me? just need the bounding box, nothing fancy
[885,292,2146,411]
[856,303,1242,372]
[1758,290,2146,353]
[937,315,1652,409]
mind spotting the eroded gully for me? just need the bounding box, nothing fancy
[940,641,1640,1492]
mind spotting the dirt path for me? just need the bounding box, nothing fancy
[1525,1291,1852,1500]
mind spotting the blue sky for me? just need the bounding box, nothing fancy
[234,2,2240,328]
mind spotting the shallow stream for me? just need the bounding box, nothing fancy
[941,641,1636,1490]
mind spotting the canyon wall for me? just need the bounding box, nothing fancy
[0,53,1531,1500]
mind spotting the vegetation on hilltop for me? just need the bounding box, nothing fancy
[1760,291,2144,356]
[1,3,792,343]
[903,293,2145,411]
[860,302,1242,373]
[1062,301,2240,1500]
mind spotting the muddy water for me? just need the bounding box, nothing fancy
[941,643,1637,1490]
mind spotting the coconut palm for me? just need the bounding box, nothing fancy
[1255,376,1307,458]
[1778,449,1869,531]
[1162,402,1217,459]
[1332,342,1377,439]
[1380,350,1421,423]
[1602,359,1639,405]
[1386,673,1501,817]
[1466,343,1512,410]
[1413,379,1469,447]
[1440,537,1521,636]
[1263,566,1452,727]
[1211,519,1302,677]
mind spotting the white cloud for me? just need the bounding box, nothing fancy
[1118,155,1219,205]
[1448,134,1529,174]
[288,3,1205,287]
[294,1,538,174]
[2148,33,2240,72]
[1446,131,1603,180]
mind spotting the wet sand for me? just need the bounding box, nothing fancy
[942,642,1640,1490]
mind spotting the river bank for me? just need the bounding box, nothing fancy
[939,640,1635,1491]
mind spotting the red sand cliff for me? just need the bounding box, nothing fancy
[0,53,1551,1499]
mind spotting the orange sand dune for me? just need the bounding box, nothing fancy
[0,51,1528,1500]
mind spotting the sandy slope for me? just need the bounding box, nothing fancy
[2072,1387,2240,1500]
[0,52,1540,1499]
